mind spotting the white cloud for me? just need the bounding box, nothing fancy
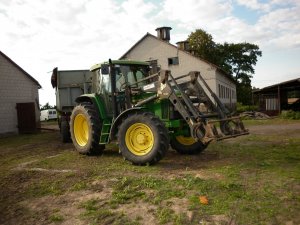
[0,0,159,105]
[0,0,299,104]
[157,0,232,31]
[156,0,300,50]
[235,0,271,12]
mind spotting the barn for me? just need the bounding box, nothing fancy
[120,27,236,110]
[0,51,41,135]
[253,78,300,116]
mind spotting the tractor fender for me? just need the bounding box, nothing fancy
[75,94,107,119]
[109,107,144,140]
[75,94,96,105]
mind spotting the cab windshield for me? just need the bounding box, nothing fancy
[115,64,149,91]
[99,64,150,94]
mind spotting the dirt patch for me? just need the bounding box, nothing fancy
[22,181,114,225]
[114,200,157,225]
[1,120,300,225]
[40,122,59,131]
[13,154,77,173]
[249,123,300,137]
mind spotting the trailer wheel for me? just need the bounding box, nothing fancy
[70,103,104,155]
[118,112,169,165]
[171,136,207,155]
[61,120,71,143]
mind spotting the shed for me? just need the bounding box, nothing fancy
[120,27,237,110]
[253,78,300,116]
[0,51,41,135]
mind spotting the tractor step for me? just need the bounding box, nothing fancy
[100,121,112,144]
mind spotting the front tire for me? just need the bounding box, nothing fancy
[118,112,169,165]
[70,103,104,155]
[171,136,207,155]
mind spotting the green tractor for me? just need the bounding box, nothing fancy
[70,59,248,165]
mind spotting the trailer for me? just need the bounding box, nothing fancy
[51,68,92,142]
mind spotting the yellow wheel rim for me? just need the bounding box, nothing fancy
[175,136,196,146]
[74,114,89,146]
[125,123,154,156]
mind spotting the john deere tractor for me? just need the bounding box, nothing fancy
[70,59,248,165]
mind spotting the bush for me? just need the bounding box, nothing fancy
[280,110,300,120]
[236,102,258,113]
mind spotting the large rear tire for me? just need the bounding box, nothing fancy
[171,136,207,155]
[118,112,169,165]
[61,119,71,143]
[70,103,104,155]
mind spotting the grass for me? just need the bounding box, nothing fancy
[0,118,300,224]
[49,213,64,222]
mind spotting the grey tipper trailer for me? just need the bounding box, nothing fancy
[51,68,92,142]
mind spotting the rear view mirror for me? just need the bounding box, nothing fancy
[101,64,109,74]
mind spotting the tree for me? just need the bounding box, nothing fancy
[40,102,55,110]
[220,42,262,104]
[187,29,262,105]
[188,29,219,64]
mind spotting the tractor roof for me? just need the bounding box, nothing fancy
[90,60,149,71]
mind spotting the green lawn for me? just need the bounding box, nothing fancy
[0,118,299,225]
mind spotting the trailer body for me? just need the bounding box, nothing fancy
[51,68,92,142]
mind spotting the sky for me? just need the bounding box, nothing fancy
[1,0,300,106]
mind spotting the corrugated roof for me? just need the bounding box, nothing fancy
[119,33,235,83]
[253,77,300,93]
[0,51,42,88]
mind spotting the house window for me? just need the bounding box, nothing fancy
[168,57,179,65]
[222,86,225,99]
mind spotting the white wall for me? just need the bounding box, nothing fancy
[0,54,40,134]
[124,36,217,86]
[216,71,236,108]
[123,35,237,99]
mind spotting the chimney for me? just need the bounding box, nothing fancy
[176,40,190,52]
[155,27,172,42]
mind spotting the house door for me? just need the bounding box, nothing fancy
[16,102,37,133]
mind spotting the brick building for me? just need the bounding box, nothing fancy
[0,51,41,134]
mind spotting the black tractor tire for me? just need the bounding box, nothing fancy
[70,103,105,155]
[171,136,207,155]
[118,112,169,165]
[61,120,71,143]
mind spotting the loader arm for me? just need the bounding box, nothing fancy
[157,70,249,144]
[122,69,249,145]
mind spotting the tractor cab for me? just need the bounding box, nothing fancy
[91,60,151,92]
[90,60,154,117]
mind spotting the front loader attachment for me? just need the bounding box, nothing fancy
[157,70,249,144]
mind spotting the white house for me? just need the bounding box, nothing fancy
[0,51,41,135]
[120,27,236,109]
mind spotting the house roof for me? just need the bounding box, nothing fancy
[253,77,300,94]
[120,33,235,83]
[0,51,42,89]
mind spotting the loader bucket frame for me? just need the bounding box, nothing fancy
[127,69,249,144]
